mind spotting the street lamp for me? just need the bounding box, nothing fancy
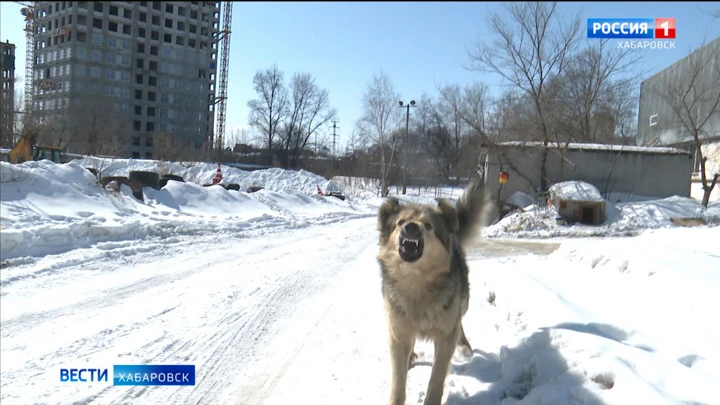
[399,100,416,195]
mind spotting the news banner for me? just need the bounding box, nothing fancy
[587,17,676,49]
[60,365,195,386]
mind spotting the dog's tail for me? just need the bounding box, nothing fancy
[455,178,495,247]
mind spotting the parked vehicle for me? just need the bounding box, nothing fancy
[7,131,64,164]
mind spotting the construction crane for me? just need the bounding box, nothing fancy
[214,1,233,161]
[15,1,35,129]
[7,1,64,164]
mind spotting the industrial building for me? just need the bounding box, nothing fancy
[1,41,15,148]
[28,1,220,159]
[637,37,720,201]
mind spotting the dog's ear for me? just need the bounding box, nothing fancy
[436,198,458,233]
[378,198,401,232]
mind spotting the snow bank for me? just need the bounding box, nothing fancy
[73,156,344,196]
[0,160,371,261]
[486,195,718,238]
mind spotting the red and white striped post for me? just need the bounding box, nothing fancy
[212,163,223,184]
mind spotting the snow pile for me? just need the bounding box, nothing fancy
[487,180,719,238]
[73,156,344,195]
[0,160,371,261]
[549,180,604,201]
[486,195,718,238]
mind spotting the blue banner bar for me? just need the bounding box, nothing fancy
[587,18,655,39]
[113,364,196,386]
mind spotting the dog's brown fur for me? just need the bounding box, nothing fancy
[377,178,493,405]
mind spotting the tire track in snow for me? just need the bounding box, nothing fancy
[1,216,375,405]
[178,226,376,405]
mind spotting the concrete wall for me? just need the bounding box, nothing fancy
[483,147,693,202]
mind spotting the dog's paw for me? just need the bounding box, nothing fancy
[408,352,419,369]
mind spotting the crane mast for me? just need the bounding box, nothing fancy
[16,1,35,129]
[214,1,233,161]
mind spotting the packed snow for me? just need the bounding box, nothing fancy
[1,158,719,405]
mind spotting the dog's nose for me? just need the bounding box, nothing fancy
[404,222,420,235]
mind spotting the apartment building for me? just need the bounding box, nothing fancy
[32,1,220,159]
[1,40,15,148]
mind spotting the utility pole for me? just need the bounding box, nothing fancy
[398,100,416,195]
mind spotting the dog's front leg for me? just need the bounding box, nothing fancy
[457,322,472,357]
[388,330,414,405]
[424,328,459,405]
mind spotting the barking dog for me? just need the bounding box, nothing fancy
[377,178,493,405]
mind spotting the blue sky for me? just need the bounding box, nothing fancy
[1,2,718,150]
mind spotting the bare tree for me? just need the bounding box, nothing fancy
[422,109,455,183]
[247,64,289,166]
[234,128,253,146]
[436,84,469,185]
[460,82,490,139]
[152,131,203,163]
[556,39,640,143]
[412,92,435,141]
[468,1,582,190]
[26,94,127,161]
[346,126,368,153]
[280,72,337,168]
[651,40,720,207]
[356,71,402,197]
[78,96,128,157]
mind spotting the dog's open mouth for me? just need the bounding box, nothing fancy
[398,235,424,262]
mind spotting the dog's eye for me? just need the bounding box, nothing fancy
[424,223,433,230]
[397,219,405,227]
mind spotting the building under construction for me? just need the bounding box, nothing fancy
[1,41,16,148]
[28,1,221,159]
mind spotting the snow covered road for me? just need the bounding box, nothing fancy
[2,215,719,405]
[1,216,386,404]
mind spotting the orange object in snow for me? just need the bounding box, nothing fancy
[499,171,510,185]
